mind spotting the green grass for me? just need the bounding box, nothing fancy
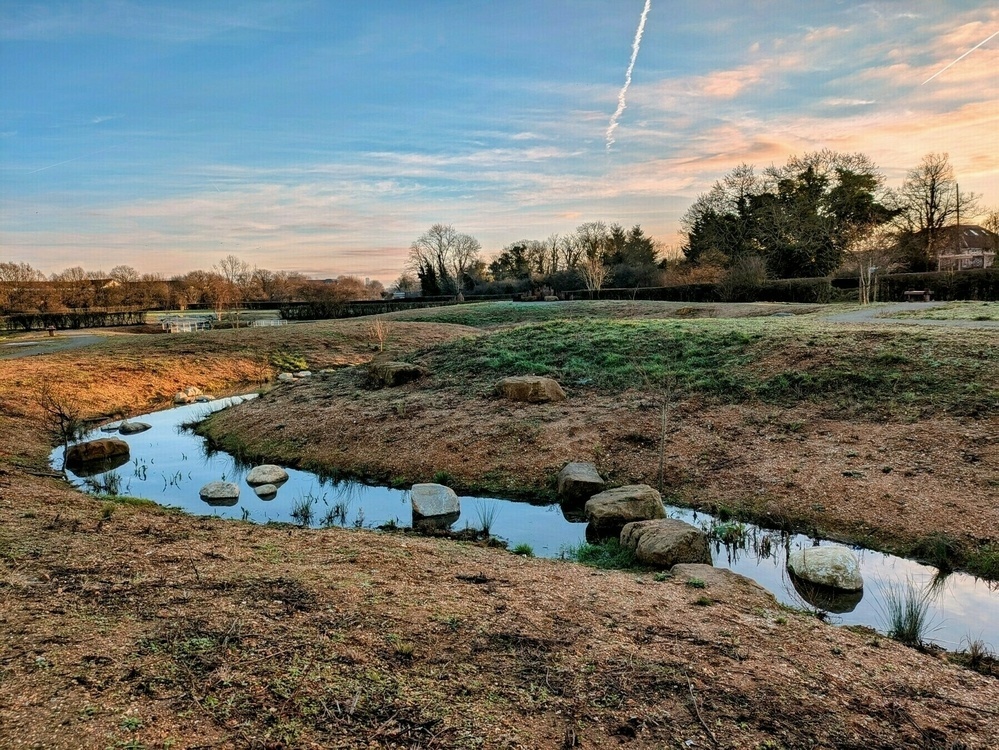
[885,301,997,321]
[511,543,534,557]
[880,581,934,647]
[560,539,637,569]
[417,317,998,418]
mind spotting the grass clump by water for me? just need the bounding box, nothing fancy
[473,501,499,537]
[560,539,637,570]
[291,495,316,527]
[511,543,534,557]
[880,581,935,648]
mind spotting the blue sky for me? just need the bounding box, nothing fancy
[2,1,997,282]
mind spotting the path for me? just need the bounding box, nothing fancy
[0,332,107,360]
[823,301,999,329]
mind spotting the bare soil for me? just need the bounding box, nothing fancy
[1,313,998,749]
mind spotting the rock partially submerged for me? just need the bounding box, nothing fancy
[200,481,240,506]
[411,483,460,518]
[246,464,289,487]
[557,462,606,510]
[253,484,278,500]
[787,546,863,592]
[118,420,151,435]
[66,438,130,468]
[584,484,665,534]
[495,375,567,403]
[620,518,712,568]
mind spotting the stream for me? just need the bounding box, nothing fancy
[53,396,998,652]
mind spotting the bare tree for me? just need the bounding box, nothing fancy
[893,153,980,268]
[578,254,608,298]
[408,224,482,295]
[843,225,900,305]
[214,255,252,325]
[0,261,45,312]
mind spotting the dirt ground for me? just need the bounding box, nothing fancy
[1,313,998,749]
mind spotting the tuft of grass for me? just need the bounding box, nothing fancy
[291,495,316,527]
[910,532,961,571]
[880,580,934,648]
[684,578,707,589]
[560,539,637,570]
[270,351,307,372]
[511,543,534,557]
[84,471,122,496]
[965,543,999,580]
[473,501,499,537]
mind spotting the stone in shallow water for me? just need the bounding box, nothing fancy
[584,484,665,533]
[557,461,606,509]
[66,438,129,467]
[254,484,278,499]
[200,481,240,506]
[787,545,863,592]
[118,421,151,435]
[246,464,289,487]
[410,483,460,518]
[620,518,712,568]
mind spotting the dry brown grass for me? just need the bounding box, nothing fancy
[2,315,999,748]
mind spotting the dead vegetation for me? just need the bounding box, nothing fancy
[1,306,998,748]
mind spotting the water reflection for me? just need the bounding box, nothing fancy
[52,395,999,652]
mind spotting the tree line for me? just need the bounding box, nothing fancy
[680,150,998,298]
[403,221,664,298]
[0,256,384,316]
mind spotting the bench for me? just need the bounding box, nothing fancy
[903,289,933,302]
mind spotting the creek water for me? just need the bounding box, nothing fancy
[52,396,998,652]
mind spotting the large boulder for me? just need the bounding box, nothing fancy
[585,484,665,533]
[66,438,130,468]
[410,483,460,518]
[368,361,428,388]
[557,462,606,510]
[495,375,567,403]
[620,519,712,568]
[246,464,289,487]
[200,481,240,506]
[118,420,151,435]
[787,546,863,592]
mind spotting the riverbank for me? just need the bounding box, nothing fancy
[2,303,998,748]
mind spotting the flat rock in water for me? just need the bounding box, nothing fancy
[411,483,460,518]
[254,484,278,499]
[584,484,665,532]
[495,375,567,403]
[557,461,606,509]
[66,438,130,467]
[200,481,240,504]
[118,421,151,435]
[246,464,289,487]
[620,518,712,568]
[787,546,863,591]
[99,422,122,433]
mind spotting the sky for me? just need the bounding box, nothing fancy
[2,1,998,283]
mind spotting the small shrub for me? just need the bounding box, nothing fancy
[511,543,534,557]
[693,595,713,606]
[685,578,707,589]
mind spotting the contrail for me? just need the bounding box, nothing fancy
[922,28,998,84]
[606,0,651,151]
[26,145,117,174]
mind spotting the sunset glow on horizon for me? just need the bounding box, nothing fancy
[2,1,997,282]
